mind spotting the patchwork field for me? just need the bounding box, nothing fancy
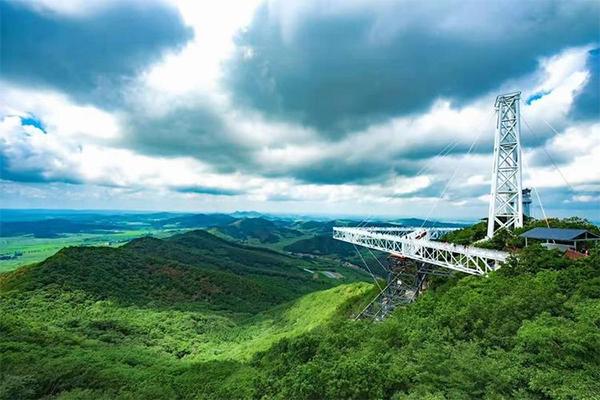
[0,229,184,273]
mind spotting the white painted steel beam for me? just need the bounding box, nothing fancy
[333,227,508,276]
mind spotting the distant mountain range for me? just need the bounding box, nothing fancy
[210,218,303,244]
[0,218,120,238]
[0,209,467,239]
[156,213,236,229]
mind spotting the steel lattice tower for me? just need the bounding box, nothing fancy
[487,92,523,238]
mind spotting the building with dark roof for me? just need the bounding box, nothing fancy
[520,227,600,252]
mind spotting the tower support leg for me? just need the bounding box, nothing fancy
[487,92,524,238]
[356,256,451,321]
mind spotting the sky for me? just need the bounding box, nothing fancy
[1,0,599,221]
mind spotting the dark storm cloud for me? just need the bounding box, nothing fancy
[0,0,192,106]
[175,186,243,196]
[226,0,599,135]
[286,158,393,185]
[125,104,492,186]
[0,153,77,184]
[571,48,600,120]
[123,105,253,173]
[284,140,488,186]
[274,150,445,185]
[390,183,444,199]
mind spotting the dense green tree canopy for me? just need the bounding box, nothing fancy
[1,221,598,399]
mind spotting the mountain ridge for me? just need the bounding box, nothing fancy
[0,230,362,314]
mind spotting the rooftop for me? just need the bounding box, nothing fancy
[520,227,600,241]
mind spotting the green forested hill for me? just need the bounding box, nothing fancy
[0,230,360,314]
[283,234,355,258]
[0,230,369,399]
[1,224,599,399]
[130,230,313,277]
[250,244,600,399]
[209,218,304,244]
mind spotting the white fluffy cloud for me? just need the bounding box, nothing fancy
[524,123,600,190]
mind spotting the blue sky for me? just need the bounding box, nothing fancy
[0,0,599,220]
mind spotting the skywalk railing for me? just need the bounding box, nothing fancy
[333,227,509,275]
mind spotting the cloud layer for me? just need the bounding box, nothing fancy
[1,0,192,105]
[227,0,599,133]
[1,0,599,220]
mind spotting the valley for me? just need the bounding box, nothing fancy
[0,225,373,399]
[1,211,598,399]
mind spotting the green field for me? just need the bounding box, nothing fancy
[0,229,185,273]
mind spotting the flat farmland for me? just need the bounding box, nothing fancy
[0,229,184,273]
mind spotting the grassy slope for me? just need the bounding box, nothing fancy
[0,278,369,399]
[206,283,371,361]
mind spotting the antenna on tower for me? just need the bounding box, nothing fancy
[487,92,524,238]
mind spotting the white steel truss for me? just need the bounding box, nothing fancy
[487,92,524,238]
[333,227,508,276]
